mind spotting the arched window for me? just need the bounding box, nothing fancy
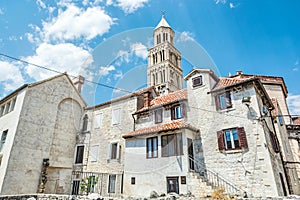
[160,71,163,84]
[82,114,88,131]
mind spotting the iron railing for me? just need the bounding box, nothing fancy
[189,156,248,197]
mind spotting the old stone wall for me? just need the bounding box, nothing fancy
[1,75,85,195]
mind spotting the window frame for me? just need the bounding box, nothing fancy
[0,130,8,152]
[108,174,116,193]
[215,91,232,111]
[192,76,203,88]
[161,133,183,157]
[112,108,121,125]
[107,142,120,160]
[74,145,84,164]
[171,103,186,120]
[154,108,163,124]
[217,127,248,152]
[146,137,158,158]
[94,113,103,129]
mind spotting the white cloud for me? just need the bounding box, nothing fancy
[215,0,226,4]
[114,70,123,79]
[98,65,115,76]
[229,2,235,8]
[116,50,130,64]
[287,94,300,115]
[116,0,149,14]
[295,60,299,65]
[177,31,195,42]
[42,5,115,42]
[130,42,147,60]
[293,67,299,72]
[36,0,46,9]
[0,61,25,92]
[25,43,91,81]
[106,0,113,6]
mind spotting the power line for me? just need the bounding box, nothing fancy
[0,52,133,94]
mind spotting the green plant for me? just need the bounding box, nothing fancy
[80,176,98,195]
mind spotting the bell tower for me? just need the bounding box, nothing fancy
[147,14,183,96]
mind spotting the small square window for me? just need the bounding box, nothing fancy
[131,177,135,185]
[192,76,202,87]
[180,176,186,184]
[215,92,232,110]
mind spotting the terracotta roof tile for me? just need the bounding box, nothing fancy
[136,89,187,113]
[212,77,254,91]
[123,120,198,138]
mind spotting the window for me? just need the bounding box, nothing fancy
[0,130,8,152]
[215,92,232,110]
[217,127,248,151]
[108,174,116,193]
[9,98,16,112]
[71,180,80,195]
[131,177,135,185]
[269,131,280,153]
[75,145,84,164]
[94,113,103,129]
[82,114,88,131]
[90,145,99,162]
[0,105,4,116]
[171,104,186,120]
[161,133,183,157]
[112,108,121,125]
[147,137,158,158]
[107,142,120,160]
[154,109,163,123]
[167,177,179,194]
[4,102,10,115]
[192,76,202,87]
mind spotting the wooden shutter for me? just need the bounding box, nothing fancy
[116,143,120,160]
[217,131,225,151]
[215,95,220,110]
[225,92,232,108]
[171,107,175,120]
[237,127,248,149]
[182,103,187,118]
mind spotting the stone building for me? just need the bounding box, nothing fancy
[0,74,86,195]
[1,15,299,198]
[70,16,299,198]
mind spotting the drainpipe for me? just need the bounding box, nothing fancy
[132,113,136,131]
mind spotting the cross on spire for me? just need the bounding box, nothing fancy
[161,10,165,16]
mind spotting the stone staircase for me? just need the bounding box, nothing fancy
[188,172,214,198]
[188,156,248,198]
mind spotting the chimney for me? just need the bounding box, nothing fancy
[72,75,85,93]
[144,92,151,108]
[236,70,243,75]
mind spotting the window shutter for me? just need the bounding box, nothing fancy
[116,143,120,160]
[182,103,187,118]
[107,144,111,160]
[217,131,225,151]
[237,127,248,149]
[171,107,175,120]
[215,95,220,110]
[225,92,232,108]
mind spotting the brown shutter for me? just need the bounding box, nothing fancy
[225,92,232,108]
[237,127,248,149]
[217,131,225,151]
[171,107,175,120]
[215,95,220,110]
[182,103,187,118]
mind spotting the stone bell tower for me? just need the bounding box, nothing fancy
[147,14,183,96]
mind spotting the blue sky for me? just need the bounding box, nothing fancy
[0,0,299,114]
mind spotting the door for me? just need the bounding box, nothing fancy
[188,138,194,171]
[167,177,179,194]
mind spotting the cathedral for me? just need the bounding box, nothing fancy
[0,15,300,198]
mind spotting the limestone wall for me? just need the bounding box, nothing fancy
[1,75,85,195]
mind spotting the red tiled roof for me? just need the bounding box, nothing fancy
[136,89,187,113]
[212,77,254,91]
[123,120,198,138]
[212,74,288,97]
